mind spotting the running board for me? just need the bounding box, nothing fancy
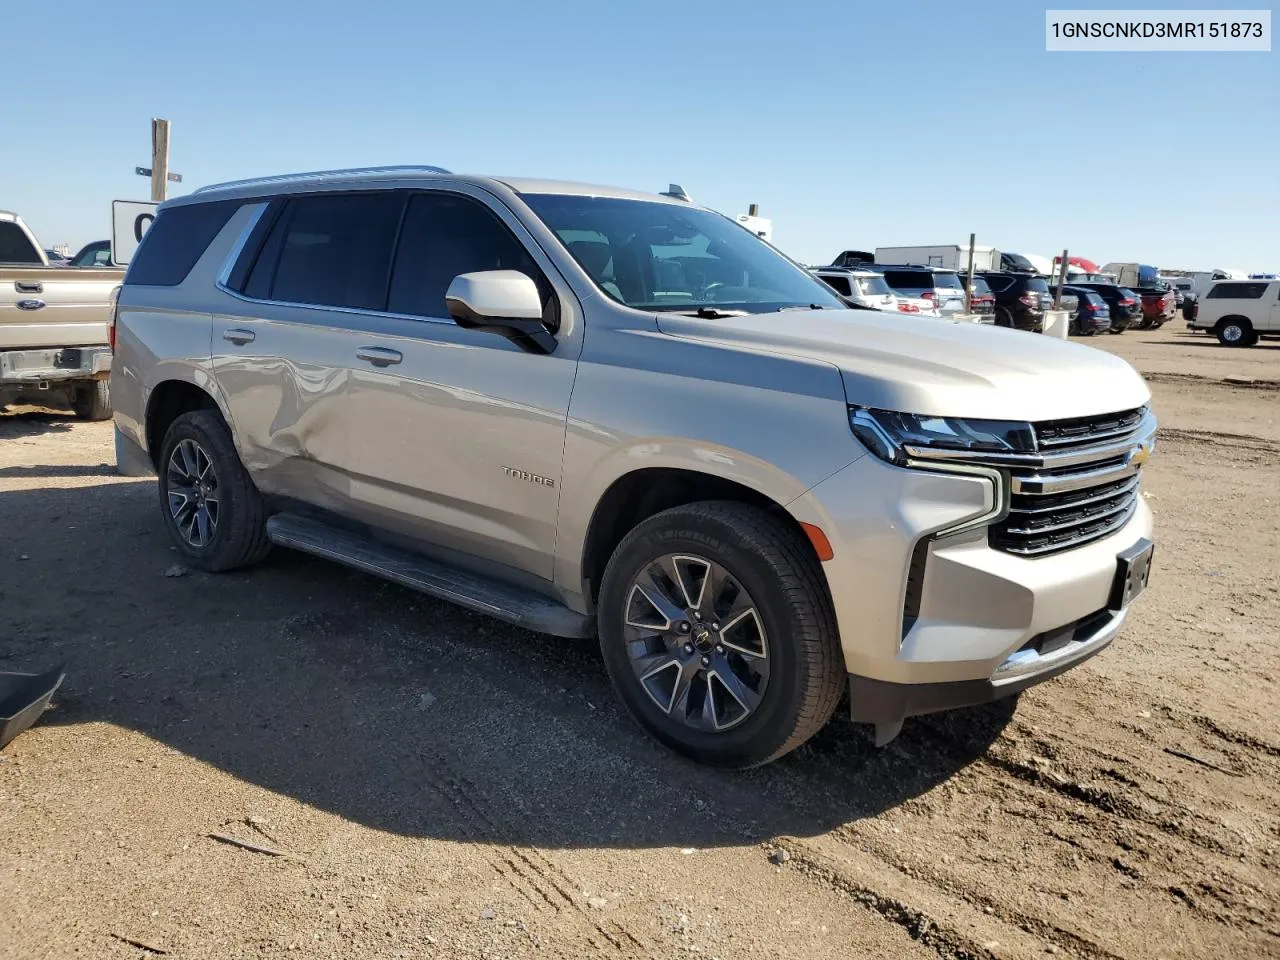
[265,514,594,638]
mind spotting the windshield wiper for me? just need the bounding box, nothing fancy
[672,306,751,319]
[777,303,829,312]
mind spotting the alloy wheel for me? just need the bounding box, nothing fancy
[621,553,769,732]
[167,438,220,548]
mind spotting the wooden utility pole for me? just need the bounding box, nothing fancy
[1054,248,1069,308]
[150,119,170,203]
[964,233,976,314]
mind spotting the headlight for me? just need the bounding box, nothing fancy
[849,407,1034,466]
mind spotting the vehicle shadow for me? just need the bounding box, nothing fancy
[0,409,76,439]
[6,481,1013,851]
[1149,338,1280,351]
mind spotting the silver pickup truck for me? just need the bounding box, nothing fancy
[1,210,122,418]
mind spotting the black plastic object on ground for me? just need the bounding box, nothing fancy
[0,666,65,749]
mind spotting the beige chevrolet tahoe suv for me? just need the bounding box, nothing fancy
[111,166,1156,767]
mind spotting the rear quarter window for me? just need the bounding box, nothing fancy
[817,274,852,296]
[1206,282,1269,300]
[125,201,239,286]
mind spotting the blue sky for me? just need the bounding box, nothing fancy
[4,0,1276,270]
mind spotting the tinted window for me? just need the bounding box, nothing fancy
[388,193,545,320]
[817,274,852,296]
[1023,277,1051,294]
[0,221,45,264]
[967,277,991,295]
[983,274,1013,292]
[883,270,931,289]
[125,201,238,286]
[1207,282,1268,300]
[262,193,404,310]
[934,272,963,290]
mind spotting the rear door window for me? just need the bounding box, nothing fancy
[387,192,547,321]
[984,274,1012,292]
[259,193,405,310]
[124,201,239,286]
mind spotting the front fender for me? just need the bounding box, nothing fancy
[553,336,861,601]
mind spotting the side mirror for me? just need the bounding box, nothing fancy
[445,270,555,355]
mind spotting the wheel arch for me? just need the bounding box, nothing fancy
[144,379,227,469]
[578,466,826,612]
[1215,314,1254,330]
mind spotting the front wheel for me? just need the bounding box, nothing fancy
[598,502,844,768]
[157,409,270,571]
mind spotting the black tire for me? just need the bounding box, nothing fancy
[994,307,1014,329]
[597,502,844,768]
[72,379,111,421]
[1216,317,1253,347]
[157,409,270,571]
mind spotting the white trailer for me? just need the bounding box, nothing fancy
[874,244,1001,272]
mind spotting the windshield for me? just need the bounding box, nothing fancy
[522,194,843,314]
[856,275,892,296]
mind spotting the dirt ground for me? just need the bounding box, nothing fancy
[1,324,1277,960]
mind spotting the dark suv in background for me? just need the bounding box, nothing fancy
[1050,284,1112,335]
[977,271,1051,331]
[1069,282,1141,332]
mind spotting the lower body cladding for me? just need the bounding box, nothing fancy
[790,452,1154,743]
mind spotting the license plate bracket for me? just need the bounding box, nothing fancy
[1109,538,1154,611]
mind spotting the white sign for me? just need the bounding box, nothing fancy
[111,200,159,265]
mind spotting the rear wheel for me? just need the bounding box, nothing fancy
[598,502,844,768]
[157,410,270,571]
[1216,318,1254,347]
[72,379,111,421]
[995,307,1014,329]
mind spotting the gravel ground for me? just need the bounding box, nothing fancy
[1,324,1277,960]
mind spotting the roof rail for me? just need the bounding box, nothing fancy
[194,165,452,195]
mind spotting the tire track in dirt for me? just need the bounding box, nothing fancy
[1156,427,1280,455]
[811,706,1280,950]
[424,748,648,954]
[1144,372,1280,391]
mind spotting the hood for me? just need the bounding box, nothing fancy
[655,309,1150,422]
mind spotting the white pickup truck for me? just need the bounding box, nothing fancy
[1,210,123,418]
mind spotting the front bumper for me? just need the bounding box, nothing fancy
[0,346,111,384]
[788,451,1153,710]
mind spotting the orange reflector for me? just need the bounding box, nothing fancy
[800,522,834,562]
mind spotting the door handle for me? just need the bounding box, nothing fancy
[16,299,46,311]
[356,346,403,367]
[15,281,43,294]
[222,328,256,345]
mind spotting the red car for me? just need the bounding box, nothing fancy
[1138,288,1176,328]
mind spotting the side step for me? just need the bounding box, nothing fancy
[265,514,595,639]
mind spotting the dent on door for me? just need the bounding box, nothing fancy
[211,315,350,505]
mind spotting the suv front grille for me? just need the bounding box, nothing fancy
[988,407,1150,557]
